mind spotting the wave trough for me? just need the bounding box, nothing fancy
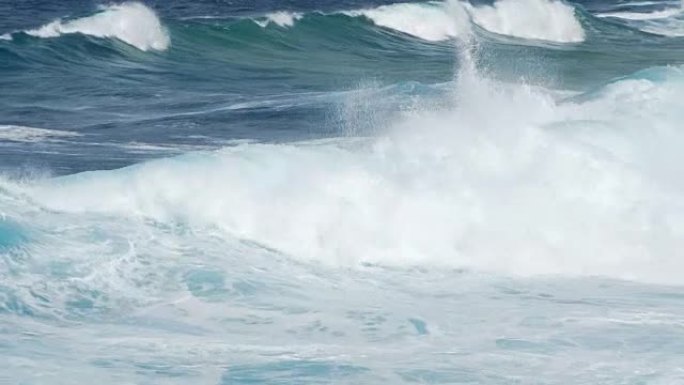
[345,1,468,41]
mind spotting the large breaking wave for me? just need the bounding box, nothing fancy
[2,2,169,51]
[4,40,684,284]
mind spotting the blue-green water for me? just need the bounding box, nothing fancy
[2,0,684,383]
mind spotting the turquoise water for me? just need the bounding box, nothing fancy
[2,0,684,383]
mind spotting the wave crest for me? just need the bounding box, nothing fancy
[467,0,585,43]
[254,11,303,28]
[24,2,169,51]
[345,1,468,42]
[349,0,584,43]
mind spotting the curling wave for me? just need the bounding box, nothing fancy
[12,2,169,51]
[343,0,586,43]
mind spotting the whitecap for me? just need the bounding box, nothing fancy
[24,2,169,51]
[346,0,585,43]
[254,11,303,28]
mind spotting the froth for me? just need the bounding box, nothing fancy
[25,2,169,51]
[255,12,303,28]
[346,1,468,42]
[21,62,684,285]
[347,0,585,43]
[466,0,585,43]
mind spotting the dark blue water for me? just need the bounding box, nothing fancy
[3,0,684,383]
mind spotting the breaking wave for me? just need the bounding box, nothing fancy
[9,2,169,51]
[6,58,684,285]
[342,0,585,43]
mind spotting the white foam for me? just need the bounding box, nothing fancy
[254,11,303,28]
[466,0,585,43]
[0,125,81,142]
[345,1,469,42]
[346,0,584,43]
[22,58,684,285]
[25,2,169,51]
[0,33,11,41]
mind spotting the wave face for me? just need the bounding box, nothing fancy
[255,11,304,27]
[319,0,584,43]
[4,0,684,384]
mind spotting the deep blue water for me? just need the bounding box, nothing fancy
[2,0,684,383]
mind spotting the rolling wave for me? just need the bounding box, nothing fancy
[255,11,304,28]
[5,51,684,284]
[466,0,585,42]
[3,2,169,51]
[286,0,585,43]
[343,2,469,42]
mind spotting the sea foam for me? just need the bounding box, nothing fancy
[348,0,585,43]
[466,0,585,43]
[18,60,684,285]
[345,2,469,42]
[24,2,169,51]
[254,11,303,28]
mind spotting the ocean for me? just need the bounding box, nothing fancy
[2,0,684,383]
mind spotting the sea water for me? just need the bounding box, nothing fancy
[2,0,684,383]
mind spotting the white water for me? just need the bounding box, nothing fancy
[348,0,585,43]
[345,1,470,41]
[466,0,585,42]
[3,54,682,285]
[3,6,684,385]
[255,11,303,28]
[23,2,169,51]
